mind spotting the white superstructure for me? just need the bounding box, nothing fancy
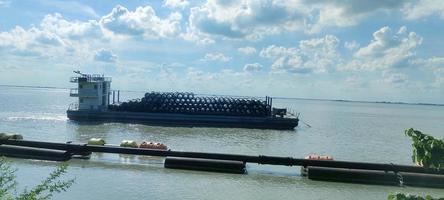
[69,71,111,111]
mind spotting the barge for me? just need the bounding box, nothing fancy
[67,72,298,130]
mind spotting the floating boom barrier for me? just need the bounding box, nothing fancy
[1,139,444,188]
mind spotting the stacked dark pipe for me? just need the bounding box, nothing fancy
[109,92,271,117]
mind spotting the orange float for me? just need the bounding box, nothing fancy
[304,154,333,160]
[139,141,168,150]
[301,154,333,176]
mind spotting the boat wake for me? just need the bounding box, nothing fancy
[5,114,67,122]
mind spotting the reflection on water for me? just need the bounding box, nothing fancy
[5,114,67,122]
[67,121,297,155]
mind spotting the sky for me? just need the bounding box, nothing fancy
[0,0,443,103]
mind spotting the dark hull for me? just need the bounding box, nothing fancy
[67,110,298,130]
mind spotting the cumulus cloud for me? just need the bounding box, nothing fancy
[243,63,263,72]
[182,0,444,44]
[0,4,184,54]
[94,49,117,63]
[410,57,444,88]
[184,0,308,43]
[0,25,71,57]
[0,12,110,59]
[238,46,257,55]
[183,0,416,43]
[382,71,408,84]
[100,5,182,39]
[434,68,444,86]
[202,52,231,62]
[344,41,359,51]
[307,0,410,29]
[411,57,444,68]
[186,67,216,81]
[345,26,422,70]
[260,35,340,73]
[403,0,444,20]
[0,5,188,61]
[163,0,190,9]
[319,0,409,14]
[41,13,100,39]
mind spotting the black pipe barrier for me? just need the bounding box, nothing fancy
[400,172,444,188]
[1,139,443,175]
[164,157,246,174]
[0,145,72,161]
[307,167,444,188]
[308,167,398,186]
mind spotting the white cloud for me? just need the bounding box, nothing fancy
[183,0,415,43]
[344,41,359,51]
[177,0,439,45]
[179,0,439,44]
[40,13,100,39]
[322,0,409,14]
[403,0,444,20]
[243,63,263,72]
[146,68,254,94]
[260,35,340,73]
[0,0,10,7]
[412,57,444,88]
[345,26,422,70]
[0,26,72,57]
[0,5,188,64]
[382,71,408,84]
[308,0,410,30]
[1,1,443,102]
[163,0,190,9]
[434,68,444,86]
[0,12,106,59]
[100,5,182,39]
[94,49,117,63]
[39,0,99,18]
[185,0,308,42]
[345,75,367,87]
[202,52,231,62]
[186,67,215,81]
[410,57,444,69]
[238,46,257,55]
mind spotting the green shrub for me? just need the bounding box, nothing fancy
[390,129,444,200]
[388,193,443,200]
[0,157,74,200]
[405,128,444,169]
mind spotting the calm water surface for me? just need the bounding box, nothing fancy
[0,86,443,199]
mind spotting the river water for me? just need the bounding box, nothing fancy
[0,86,443,199]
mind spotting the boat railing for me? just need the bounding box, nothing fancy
[69,88,78,96]
[70,75,111,83]
[286,107,300,119]
[68,102,79,111]
[70,77,79,83]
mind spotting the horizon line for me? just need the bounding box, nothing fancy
[0,84,442,107]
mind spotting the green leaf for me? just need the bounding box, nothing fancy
[405,128,444,170]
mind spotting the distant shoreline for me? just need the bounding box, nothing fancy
[0,84,68,90]
[1,84,442,107]
[274,97,444,107]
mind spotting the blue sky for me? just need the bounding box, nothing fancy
[0,0,444,103]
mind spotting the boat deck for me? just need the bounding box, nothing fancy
[67,110,298,130]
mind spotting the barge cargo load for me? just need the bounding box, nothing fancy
[66,72,298,130]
